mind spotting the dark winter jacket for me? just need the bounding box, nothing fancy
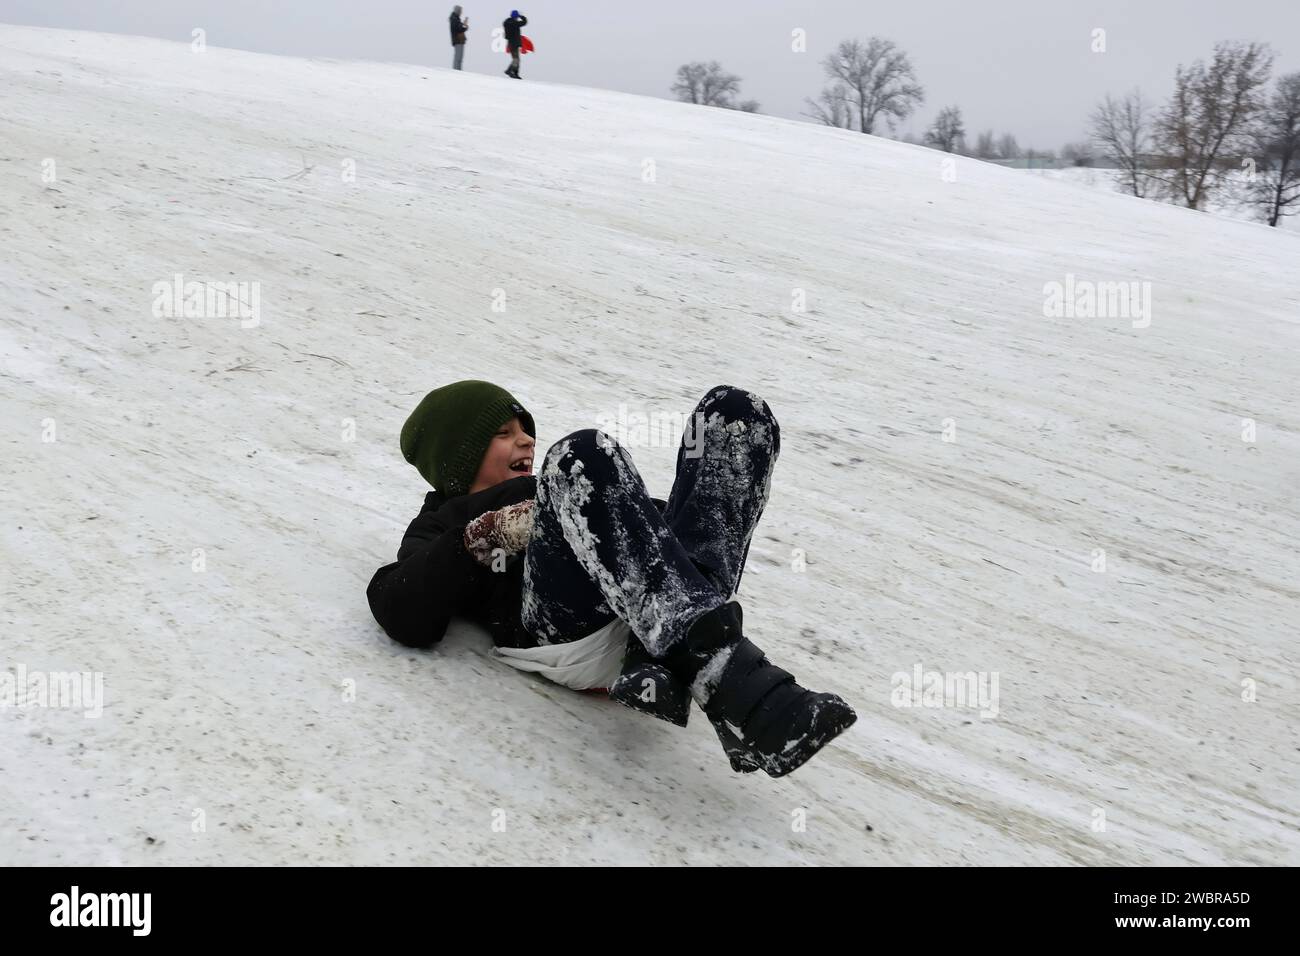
[503,14,527,47]
[367,474,670,653]
[449,12,467,45]
[367,475,538,650]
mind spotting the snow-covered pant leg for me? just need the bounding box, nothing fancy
[662,386,780,598]
[521,430,725,655]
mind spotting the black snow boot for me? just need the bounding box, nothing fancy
[667,603,857,777]
[608,635,692,727]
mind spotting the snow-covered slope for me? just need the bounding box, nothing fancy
[2,25,1297,865]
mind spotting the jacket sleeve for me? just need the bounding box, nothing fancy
[367,525,482,649]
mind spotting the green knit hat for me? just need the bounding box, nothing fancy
[400,380,536,497]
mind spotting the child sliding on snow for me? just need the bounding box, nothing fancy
[367,380,856,777]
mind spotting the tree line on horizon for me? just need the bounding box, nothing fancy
[670,38,1299,227]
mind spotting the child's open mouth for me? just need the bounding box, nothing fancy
[509,456,533,474]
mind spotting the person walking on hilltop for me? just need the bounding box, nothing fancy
[503,10,528,79]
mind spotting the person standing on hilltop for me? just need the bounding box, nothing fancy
[449,5,469,71]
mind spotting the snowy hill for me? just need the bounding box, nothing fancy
[2,25,1298,865]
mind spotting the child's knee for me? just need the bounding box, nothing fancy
[541,429,624,475]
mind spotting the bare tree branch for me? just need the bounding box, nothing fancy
[803,83,852,128]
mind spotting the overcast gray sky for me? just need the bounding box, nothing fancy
[3,0,1297,147]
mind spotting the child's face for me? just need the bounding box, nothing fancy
[469,416,535,493]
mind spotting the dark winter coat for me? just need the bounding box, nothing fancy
[367,473,670,653]
[367,475,538,650]
[503,14,527,47]
[449,13,467,45]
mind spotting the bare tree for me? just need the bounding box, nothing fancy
[1154,41,1274,209]
[924,106,966,153]
[1250,72,1300,226]
[672,61,752,110]
[972,130,1027,161]
[804,83,853,128]
[1090,89,1152,197]
[807,38,924,134]
[1060,140,1096,166]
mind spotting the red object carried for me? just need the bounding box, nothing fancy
[507,35,534,55]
